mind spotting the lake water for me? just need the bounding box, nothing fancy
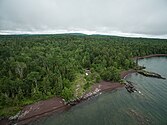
[30,57,167,125]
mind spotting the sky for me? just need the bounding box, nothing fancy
[0,0,167,38]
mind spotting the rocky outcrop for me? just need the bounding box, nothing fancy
[67,88,101,106]
[125,81,137,93]
[137,70,166,79]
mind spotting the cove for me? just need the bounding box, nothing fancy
[30,57,167,125]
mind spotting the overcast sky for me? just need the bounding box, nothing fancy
[0,0,167,38]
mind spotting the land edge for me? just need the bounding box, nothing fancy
[133,54,167,60]
[16,81,125,125]
[1,54,167,125]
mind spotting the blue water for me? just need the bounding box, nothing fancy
[30,57,167,125]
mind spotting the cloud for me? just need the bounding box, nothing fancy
[0,0,167,38]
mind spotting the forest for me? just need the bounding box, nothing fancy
[0,34,167,116]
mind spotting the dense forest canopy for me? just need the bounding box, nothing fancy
[0,34,167,116]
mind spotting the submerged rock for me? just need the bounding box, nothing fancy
[127,109,151,125]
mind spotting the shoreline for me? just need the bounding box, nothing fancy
[133,54,167,60]
[120,69,136,79]
[16,81,124,125]
[2,54,167,125]
[16,70,134,125]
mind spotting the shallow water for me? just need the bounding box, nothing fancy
[30,57,167,125]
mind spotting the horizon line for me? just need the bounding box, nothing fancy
[0,30,167,39]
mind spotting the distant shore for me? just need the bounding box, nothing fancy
[2,54,167,125]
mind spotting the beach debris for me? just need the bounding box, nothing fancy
[18,110,30,119]
[9,111,21,121]
[67,87,101,106]
[83,88,101,99]
[8,111,21,125]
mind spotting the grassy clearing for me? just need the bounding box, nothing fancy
[72,74,87,98]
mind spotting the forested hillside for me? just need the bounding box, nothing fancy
[0,34,167,116]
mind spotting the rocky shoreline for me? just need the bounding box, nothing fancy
[3,69,134,125]
[16,82,123,125]
[0,82,124,125]
[137,70,166,79]
[0,71,146,125]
